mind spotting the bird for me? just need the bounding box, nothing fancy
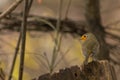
[79,33,100,65]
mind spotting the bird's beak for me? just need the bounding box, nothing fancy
[80,36,86,40]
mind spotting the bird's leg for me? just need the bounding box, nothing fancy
[91,52,98,62]
[92,55,98,62]
[83,54,89,65]
[83,50,92,65]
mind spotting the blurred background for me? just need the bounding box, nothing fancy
[0,0,120,80]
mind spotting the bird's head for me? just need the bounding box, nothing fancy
[80,33,96,42]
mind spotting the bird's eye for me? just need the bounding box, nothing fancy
[83,35,87,38]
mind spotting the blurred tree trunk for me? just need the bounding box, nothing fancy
[84,0,109,60]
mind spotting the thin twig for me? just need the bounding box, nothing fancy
[20,0,33,16]
[53,33,63,65]
[64,0,72,20]
[50,0,63,74]
[0,68,5,80]
[106,32,120,40]
[0,0,23,20]
[57,34,63,53]
[105,20,120,27]
[27,0,33,14]
[18,0,29,80]
[34,53,49,70]
[54,47,71,69]
[43,52,50,68]
[8,30,22,80]
[56,0,63,32]
[0,38,15,48]
[36,18,55,30]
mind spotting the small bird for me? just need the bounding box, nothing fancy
[79,33,100,65]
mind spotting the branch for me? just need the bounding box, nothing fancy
[8,30,22,80]
[105,20,120,27]
[0,0,23,20]
[0,12,86,34]
[106,32,120,40]
[18,0,29,80]
[27,0,33,14]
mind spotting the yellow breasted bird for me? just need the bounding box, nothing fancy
[79,33,100,65]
